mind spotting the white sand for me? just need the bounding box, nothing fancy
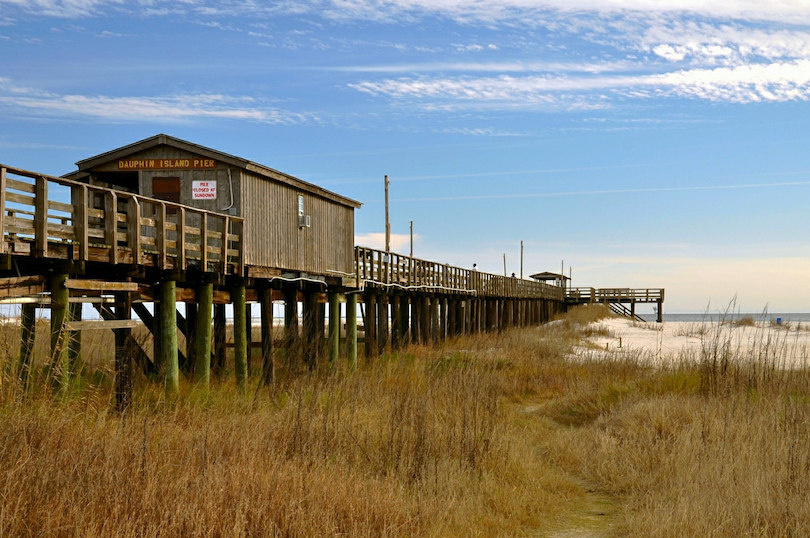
[577,318,810,368]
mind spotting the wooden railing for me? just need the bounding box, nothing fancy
[0,164,244,275]
[567,287,664,303]
[354,246,564,300]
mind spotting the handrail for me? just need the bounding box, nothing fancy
[566,287,664,303]
[354,246,565,300]
[0,164,244,275]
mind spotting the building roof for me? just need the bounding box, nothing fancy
[529,271,570,282]
[63,133,362,209]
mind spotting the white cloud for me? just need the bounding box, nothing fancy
[4,0,810,25]
[0,79,316,124]
[355,232,415,251]
[350,59,810,106]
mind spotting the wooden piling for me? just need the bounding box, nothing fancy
[346,292,357,370]
[213,304,226,375]
[195,282,213,387]
[18,303,36,389]
[114,290,133,410]
[68,302,82,373]
[328,292,340,365]
[185,303,198,374]
[233,281,247,390]
[259,286,274,384]
[159,278,179,395]
[49,272,70,392]
[430,296,440,344]
[364,291,377,359]
[378,294,389,355]
[390,294,401,348]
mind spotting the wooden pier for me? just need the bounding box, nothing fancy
[0,135,664,406]
[566,287,665,322]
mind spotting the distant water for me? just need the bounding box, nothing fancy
[639,313,810,323]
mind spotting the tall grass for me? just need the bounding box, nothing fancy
[2,305,810,536]
[0,317,590,537]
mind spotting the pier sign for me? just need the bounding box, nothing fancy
[118,158,216,170]
[192,180,217,199]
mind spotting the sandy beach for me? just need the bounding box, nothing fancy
[577,317,810,368]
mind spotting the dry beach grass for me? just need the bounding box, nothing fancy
[0,305,809,536]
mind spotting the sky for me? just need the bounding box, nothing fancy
[1,0,809,313]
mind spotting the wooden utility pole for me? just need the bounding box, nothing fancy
[520,240,524,279]
[385,175,390,253]
[409,220,413,258]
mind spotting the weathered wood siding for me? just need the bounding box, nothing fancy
[86,147,240,217]
[240,170,354,276]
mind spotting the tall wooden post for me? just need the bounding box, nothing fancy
[195,282,213,387]
[328,292,340,365]
[153,298,163,374]
[18,303,36,390]
[159,278,179,395]
[346,292,357,370]
[233,281,247,390]
[245,302,253,375]
[430,296,440,344]
[114,291,133,410]
[259,286,274,384]
[421,295,431,345]
[213,304,226,376]
[410,295,419,343]
[50,272,70,393]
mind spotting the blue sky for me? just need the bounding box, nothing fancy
[1,0,810,312]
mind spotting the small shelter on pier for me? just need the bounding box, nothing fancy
[64,134,361,281]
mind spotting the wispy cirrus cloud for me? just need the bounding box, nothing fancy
[5,0,810,24]
[350,59,810,108]
[0,78,316,124]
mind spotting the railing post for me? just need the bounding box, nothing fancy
[0,167,6,254]
[73,185,88,263]
[177,207,186,270]
[221,216,229,273]
[105,190,118,264]
[156,202,166,269]
[126,195,140,265]
[200,212,208,272]
[34,175,48,258]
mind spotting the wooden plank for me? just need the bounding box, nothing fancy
[0,275,46,298]
[48,199,73,214]
[66,319,140,331]
[65,279,139,292]
[6,191,35,207]
[6,177,35,194]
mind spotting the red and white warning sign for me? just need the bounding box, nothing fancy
[192,180,217,200]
